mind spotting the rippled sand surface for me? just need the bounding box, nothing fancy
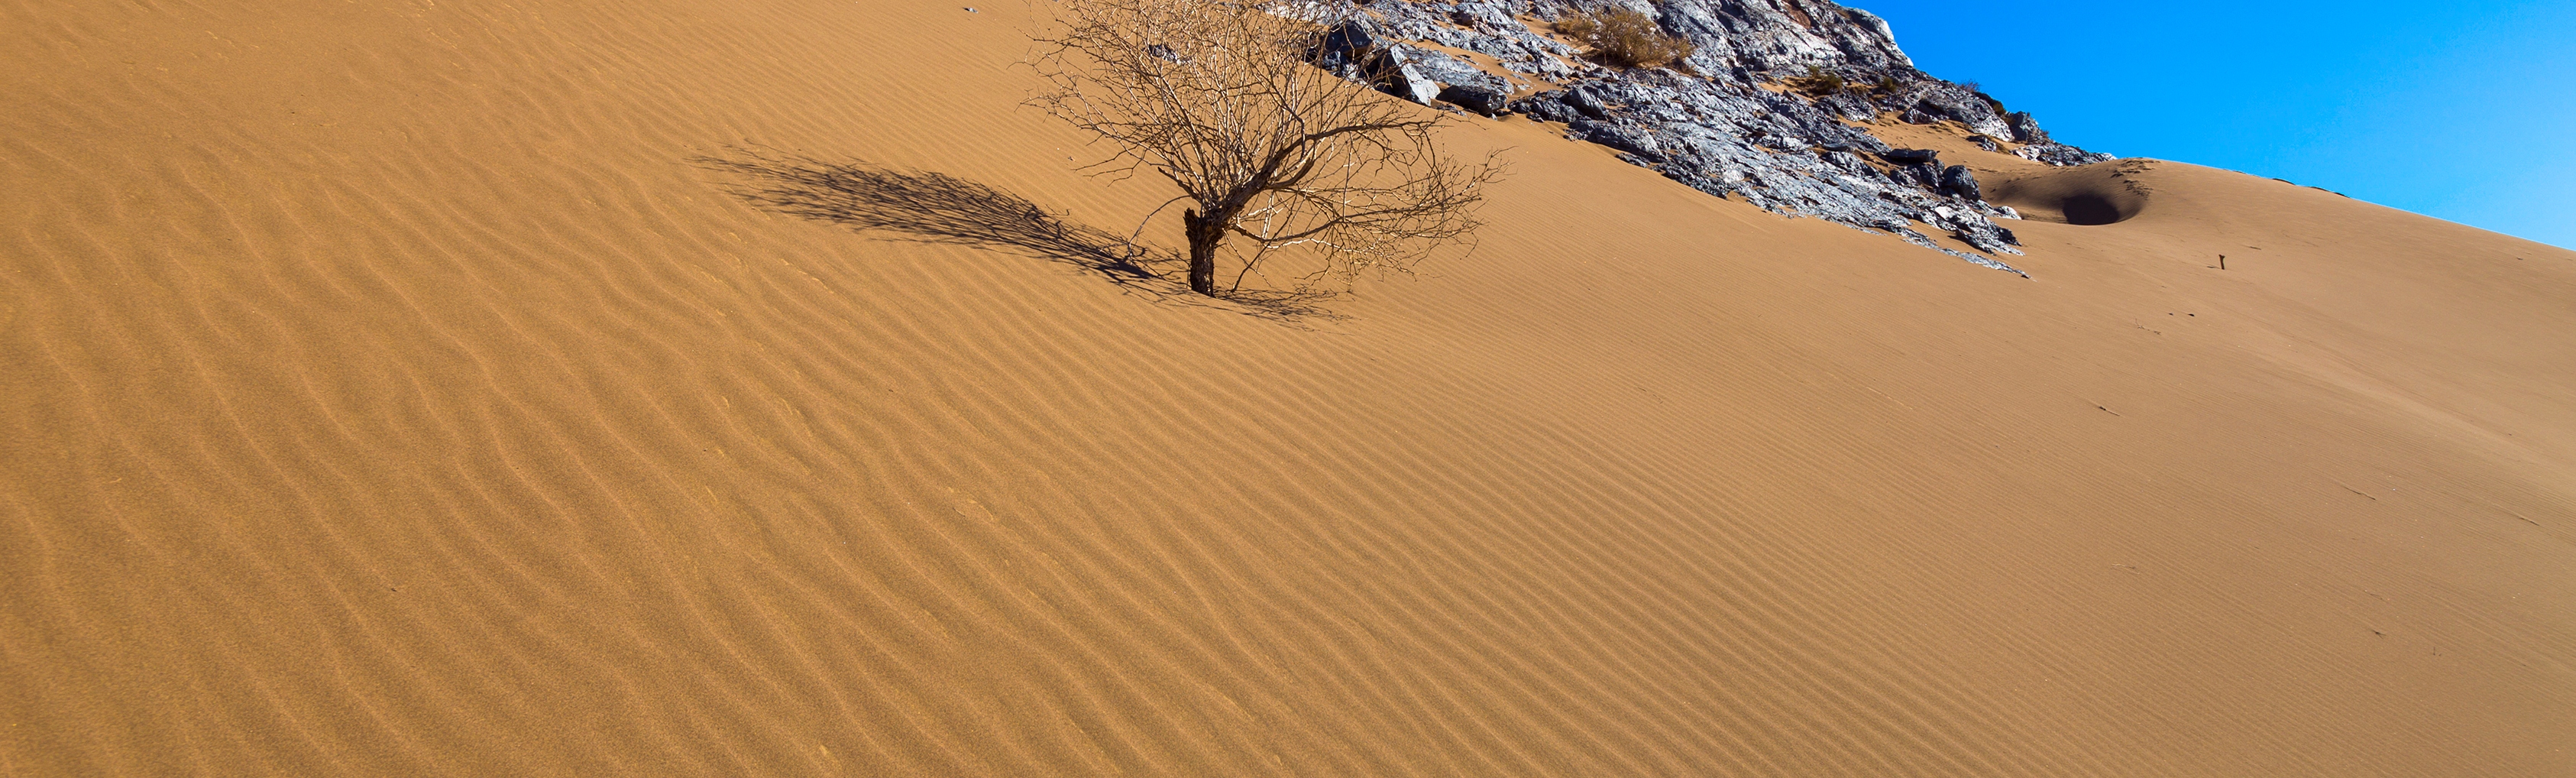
[4,1,2571,775]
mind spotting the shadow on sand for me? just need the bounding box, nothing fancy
[694,147,1338,322]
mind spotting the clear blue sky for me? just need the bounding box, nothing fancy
[1848,0,2574,250]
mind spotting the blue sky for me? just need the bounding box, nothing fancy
[1847,0,2574,250]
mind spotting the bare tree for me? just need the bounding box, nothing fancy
[1030,0,1502,297]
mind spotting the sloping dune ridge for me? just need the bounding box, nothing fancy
[4,0,2571,776]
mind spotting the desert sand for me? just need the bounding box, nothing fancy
[2,0,2571,776]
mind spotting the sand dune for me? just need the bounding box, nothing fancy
[3,1,2571,776]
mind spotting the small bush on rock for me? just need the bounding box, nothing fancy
[1788,65,1847,96]
[1557,8,1694,70]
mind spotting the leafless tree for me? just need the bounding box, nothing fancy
[1030,0,1502,297]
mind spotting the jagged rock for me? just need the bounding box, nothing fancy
[1568,118,1663,161]
[1882,147,1940,165]
[1404,47,1510,94]
[1814,91,1879,122]
[1820,151,1874,174]
[1311,18,1383,74]
[1940,164,1982,201]
[1904,94,1998,137]
[1296,0,2110,274]
[1966,134,2000,152]
[1383,49,1441,104]
[1563,86,1610,120]
[1899,162,1944,189]
[2007,111,2046,143]
[1438,83,1509,115]
[1309,18,1437,104]
[1448,1,1516,31]
[1642,0,1914,74]
[1510,92,1584,124]
[2015,142,2115,167]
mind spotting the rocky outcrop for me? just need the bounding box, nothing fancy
[1296,0,2118,274]
[1939,164,1982,201]
[1312,19,1443,104]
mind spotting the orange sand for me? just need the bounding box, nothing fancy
[3,1,2570,776]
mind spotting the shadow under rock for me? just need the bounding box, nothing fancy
[694,147,1338,323]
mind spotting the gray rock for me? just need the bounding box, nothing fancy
[1448,2,1517,32]
[1564,86,1611,120]
[1881,147,1940,165]
[1568,118,1664,161]
[1898,162,1943,189]
[1820,151,1875,175]
[2007,111,2046,143]
[1646,0,1914,74]
[2014,142,2116,167]
[1939,164,1982,201]
[1438,83,1510,115]
[1309,18,1437,104]
[1815,90,1880,122]
[1292,1,2106,274]
[1383,49,1442,104]
[1510,92,1585,124]
[1404,46,1508,92]
[1310,18,1385,74]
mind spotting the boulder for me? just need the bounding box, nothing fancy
[1917,94,1993,125]
[1939,164,1982,201]
[1311,19,1385,75]
[1914,92,2015,138]
[1563,86,1611,120]
[1438,83,1510,116]
[2007,111,2047,143]
[1309,19,1437,104]
[1448,1,1516,31]
[1880,147,1940,165]
[1382,50,1442,105]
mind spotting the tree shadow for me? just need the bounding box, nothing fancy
[693,147,1340,323]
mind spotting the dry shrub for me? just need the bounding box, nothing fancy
[1031,0,1501,297]
[1557,8,1694,70]
[1787,64,1846,96]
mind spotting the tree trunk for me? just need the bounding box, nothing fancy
[1182,208,1222,296]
